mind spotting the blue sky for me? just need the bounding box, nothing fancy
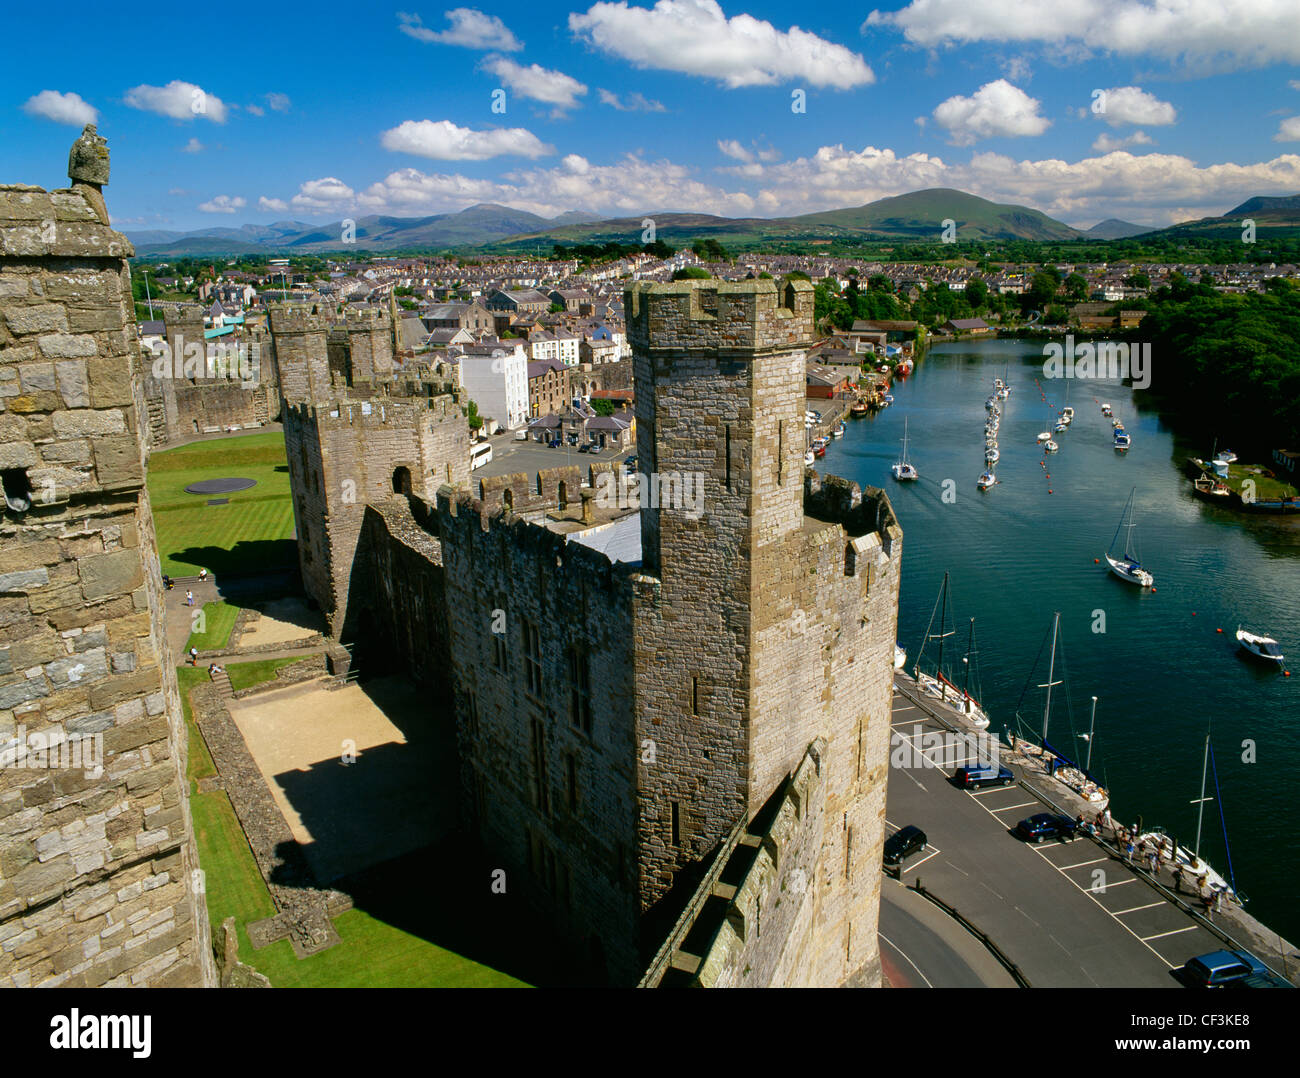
[3,1,1299,233]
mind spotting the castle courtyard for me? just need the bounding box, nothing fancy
[225,676,458,883]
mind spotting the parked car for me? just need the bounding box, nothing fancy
[1182,949,1281,988]
[1014,812,1077,843]
[548,439,561,448]
[578,443,591,453]
[514,429,528,441]
[883,825,927,866]
[624,454,638,469]
[953,764,1015,789]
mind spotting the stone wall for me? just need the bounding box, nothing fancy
[435,489,642,983]
[0,170,213,988]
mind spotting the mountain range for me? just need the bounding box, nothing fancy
[123,188,1300,257]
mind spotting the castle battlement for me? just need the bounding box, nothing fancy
[624,278,814,356]
[268,304,329,334]
[339,307,391,328]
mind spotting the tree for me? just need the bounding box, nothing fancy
[590,398,617,417]
[1124,271,1150,289]
[465,400,484,431]
[1064,273,1088,301]
[965,278,988,309]
[691,238,731,262]
[549,301,565,313]
[672,267,711,280]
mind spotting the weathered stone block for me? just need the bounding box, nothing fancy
[54,360,89,407]
[36,333,96,359]
[78,549,142,599]
[0,568,49,593]
[4,304,67,336]
[51,408,125,437]
[92,435,142,488]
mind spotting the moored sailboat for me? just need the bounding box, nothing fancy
[1105,487,1154,587]
[892,416,919,481]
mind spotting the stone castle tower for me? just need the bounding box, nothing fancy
[271,305,470,638]
[0,130,212,987]
[625,280,899,985]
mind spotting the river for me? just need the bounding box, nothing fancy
[822,338,1300,944]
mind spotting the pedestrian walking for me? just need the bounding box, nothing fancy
[1173,864,1184,893]
[185,589,193,607]
[188,646,198,666]
[1125,838,1135,864]
[1148,851,1158,875]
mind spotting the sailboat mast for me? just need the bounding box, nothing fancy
[1194,729,1212,859]
[963,618,974,707]
[936,573,948,702]
[1041,612,1061,745]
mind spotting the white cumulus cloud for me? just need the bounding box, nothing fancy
[290,178,356,211]
[125,81,228,123]
[480,56,587,112]
[265,92,291,112]
[1276,117,1300,141]
[1092,130,1154,151]
[1092,86,1176,126]
[866,0,1300,72]
[22,90,97,126]
[398,9,522,50]
[570,0,874,89]
[198,195,245,214]
[598,88,667,111]
[381,119,554,160]
[932,80,1050,145]
[258,196,289,212]
[182,138,204,153]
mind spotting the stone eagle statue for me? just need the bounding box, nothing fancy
[68,123,110,187]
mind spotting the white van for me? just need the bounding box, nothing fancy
[470,442,493,469]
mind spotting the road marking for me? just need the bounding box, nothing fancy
[968,785,1018,797]
[1058,857,1108,870]
[987,800,1038,812]
[879,930,934,989]
[901,847,941,875]
[1113,901,1165,915]
[1141,925,1199,942]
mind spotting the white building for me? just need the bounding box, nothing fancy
[457,341,529,430]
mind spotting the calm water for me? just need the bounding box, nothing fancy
[824,339,1300,943]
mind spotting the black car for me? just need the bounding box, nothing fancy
[883,825,927,865]
[953,764,1015,789]
[578,443,592,453]
[1015,812,1077,843]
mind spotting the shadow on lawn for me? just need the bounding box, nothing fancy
[170,538,297,579]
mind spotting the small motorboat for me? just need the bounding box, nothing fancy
[1114,430,1131,450]
[1061,407,1074,420]
[1044,439,1059,453]
[882,394,894,407]
[985,396,999,410]
[1101,403,1113,417]
[1111,418,1123,429]
[977,471,996,490]
[985,447,1000,464]
[894,644,907,670]
[1236,626,1284,664]
[804,449,815,466]
[1193,474,1232,501]
[832,422,846,439]
[1037,430,1052,443]
[1055,419,1069,433]
[851,398,869,417]
[1219,449,1238,464]
[814,442,827,458]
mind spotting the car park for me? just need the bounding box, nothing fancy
[1014,812,1077,843]
[883,824,927,865]
[953,764,1015,789]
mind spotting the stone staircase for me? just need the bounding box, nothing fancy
[208,666,234,699]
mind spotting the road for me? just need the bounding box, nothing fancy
[881,678,1225,987]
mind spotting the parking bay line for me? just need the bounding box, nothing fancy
[901,847,941,876]
[1113,901,1165,916]
[986,800,1039,812]
[1141,925,1199,943]
[1058,856,1108,870]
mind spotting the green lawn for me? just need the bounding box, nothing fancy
[148,433,297,577]
[184,601,241,653]
[224,656,308,693]
[175,666,526,987]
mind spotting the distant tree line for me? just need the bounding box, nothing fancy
[1134,275,1300,451]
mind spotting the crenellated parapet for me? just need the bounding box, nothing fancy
[624,278,814,358]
